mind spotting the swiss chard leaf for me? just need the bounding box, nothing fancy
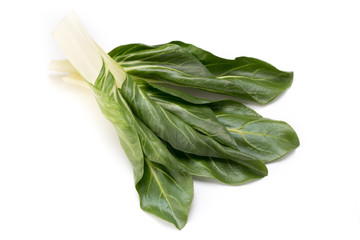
[146,81,215,104]
[109,42,293,104]
[211,101,299,162]
[145,85,299,163]
[222,118,300,163]
[91,64,144,183]
[133,116,185,172]
[171,41,293,104]
[167,145,263,185]
[121,76,268,176]
[142,83,237,149]
[136,158,193,230]
[92,63,192,228]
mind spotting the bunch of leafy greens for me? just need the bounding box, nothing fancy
[50,12,299,229]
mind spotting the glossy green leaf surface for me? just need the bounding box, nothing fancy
[212,101,300,163]
[90,62,193,228]
[121,76,268,176]
[171,41,293,104]
[223,118,299,163]
[145,84,299,163]
[167,145,263,185]
[136,158,193,230]
[143,84,237,149]
[90,63,144,183]
[133,116,185,172]
[146,81,214,104]
[133,115,193,229]
[109,42,293,104]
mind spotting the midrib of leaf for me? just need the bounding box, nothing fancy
[122,60,206,70]
[227,127,290,142]
[218,72,288,85]
[145,158,176,218]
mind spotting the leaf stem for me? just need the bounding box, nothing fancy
[52,12,126,87]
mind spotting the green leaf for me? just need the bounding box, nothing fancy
[109,42,293,104]
[121,76,268,176]
[210,100,262,126]
[209,100,261,117]
[52,15,195,228]
[90,64,144,183]
[225,119,300,163]
[143,83,237,149]
[146,81,215,104]
[133,116,185,172]
[167,145,263,185]
[212,101,300,163]
[93,64,193,228]
[145,83,299,163]
[171,41,293,104]
[144,85,299,163]
[136,158,193,230]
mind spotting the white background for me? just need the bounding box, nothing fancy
[1,0,359,239]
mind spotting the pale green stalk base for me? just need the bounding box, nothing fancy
[52,12,126,87]
[49,59,88,88]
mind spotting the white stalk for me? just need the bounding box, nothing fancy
[52,12,126,87]
[49,59,88,88]
[49,59,77,73]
